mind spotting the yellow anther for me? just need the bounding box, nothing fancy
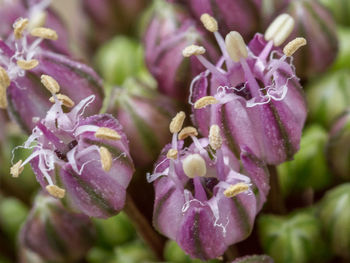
[209,125,222,150]
[194,96,218,109]
[182,154,207,178]
[265,13,295,46]
[0,84,8,109]
[46,185,66,199]
[10,160,24,178]
[178,126,198,140]
[95,127,121,141]
[0,66,10,88]
[224,183,249,198]
[169,111,186,134]
[283,37,307,57]
[225,31,248,62]
[49,94,75,108]
[100,146,112,172]
[41,74,60,94]
[200,13,218,32]
[31,27,58,40]
[16,59,39,70]
[182,45,206,57]
[167,149,178,160]
[13,18,29,39]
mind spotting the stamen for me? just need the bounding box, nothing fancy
[10,160,24,178]
[46,185,66,199]
[200,13,218,32]
[169,111,186,134]
[99,146,112,172]
[13,18,29,39]
[31,27,58,40]
[178,126,198,140]
[167,149,178,160]
[224,31,248,62]
[49,94,75,108]
[283,37,307,57]
[0,66,11,88]
[224,182,249,198]
[0,84,8,109]
[95,127,121,141]
[182,45,206,57]
[16,59,39,70]
[182,154,206,178]
[41,74,60,94]
[209,125,222,150]
[194,96,218,109]
[264,13,295,46]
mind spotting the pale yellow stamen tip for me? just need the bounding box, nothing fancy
[49,94,75,108]
[209,124,222,150]
[0,66,10,88]
[167,149,178,160]
[14,18,29,39]
[46,185,66,199]
[0,84,8,109]
[95,127,121,141]
[100,146,112,172]
[31,27,58,40]
[224,183,249,198]
[169,111,186,134]
[200,13,218,32]
[283,37,307,57]
[265,13,295,46]
[41,74,60,94]
[194,96,218,109]
[182,45,206,57]
[16,59,39,70]
[182,154,206,178]
[10,160,24,178]
[225,31,248,62]
[178,126,198,140]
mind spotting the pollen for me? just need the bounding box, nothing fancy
[200,13,218,32]
[16,59,39,70]
[182,154,207,178]
[95,127,122,141]
[0,66,10,88]
[178,126,198,140]
[283,37,307,57]
[225,31,248,62]
[41,74,60,94]
[100,146,112,172]
[0,84,8,109]
[167,148,178,160]
[10,160,24,178]
[49,94,75,107]
[13,18,29,39]
[265,13,295,46]
[182,45,206,57]
[169,111,186,134]
[46,185,66,199]
[31,27,58,40]
[224,183,249,198]
[209,125,222,150]
[194,96,218,109]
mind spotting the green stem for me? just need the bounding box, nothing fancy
[266,165,286,214]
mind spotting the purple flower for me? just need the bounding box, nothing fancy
[0,21,103,132]
[19,191,95,262]
[186,14,307,165]
[148,112,269,260]
[10,95,134,218]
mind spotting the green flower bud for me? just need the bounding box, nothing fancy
[331,27,350,71]
[320,0,350,26]
[87,247,114,263]
[278,125,332,196]
[113,241,156,263]
[306,69,350,128]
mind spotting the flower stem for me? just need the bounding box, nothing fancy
[265,165,286,214]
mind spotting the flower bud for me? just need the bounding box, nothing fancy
[114,241,156,263]
[320,0,350,26]
[259,211,330,263]
[318,183,350,259]
[278,125,332,196]
[331,26,350,71]
[19,192,95,262]
[143,0,218,101]
[326,110,350,180]
[12,95,134,218]
[231,255,274,263]
[306,69,350,128]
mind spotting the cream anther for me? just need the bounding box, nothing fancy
[224,182,249,198]
[283,37,307,57]
[41,75,60,94]
[264,14,295,46]
[10,160,24,178]
[100,146,112,172]
[167,149,178,160]
[225,31,248,62]
[17,59,39,70]
[182,45,206,57]
[0,84,8,109]
[178,126,198,140]
[200,13,218,32]
[95,127,121,141]
[13,18,29,39]
[209,125,222,150]
[31,27,58,40]
[0,66,10,88]
[49,94,75,108]
[46,185,66,199]
[194,96,218,109]
[182,154,206,178]
[169,111,186,134]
